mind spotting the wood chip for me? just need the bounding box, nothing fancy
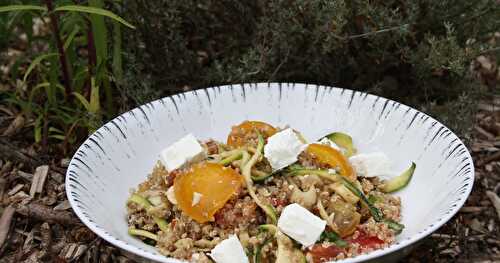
[73,244,88,258]
[17,170,33,181]
[0,177,5,200]
[40,222,52,254]
[7,184,24,196]
[22,229,35,250]
[51,172,64,184]
[469,219,487,233]
[475,126,495,140]
[478,102,500,112]
[62,243,78,259]
[60,158,70,168]
[486,191,500,221]
[431,233,457,239]
[29,165,49,197]
[478,151,500,166]
[459,206,486,213]
[2,114,25,136]
[8,190,31,204]
[0,205,15,249]
[53,200,71,211]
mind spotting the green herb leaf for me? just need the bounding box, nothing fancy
[72,92,91,111]
[383,219,405,234]
[320,231,348,248]
[0,5,46,13]
[22,53,58,83]
[341,178,383,222]
[54,5,135,29]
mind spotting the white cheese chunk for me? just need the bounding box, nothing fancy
[209,235,249,263]
[277,203,326,247]
[166,186,177,205]
[192,192,203,206]
[159,133,206,172]
[264,128,307,171]
[318,137,341,151]
[349,152,392,178]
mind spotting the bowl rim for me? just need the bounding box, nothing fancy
[66,82,475,263]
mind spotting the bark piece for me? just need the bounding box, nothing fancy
[16,203,80,226]
[0,139,42,168]
[2,114,25,136]
[0,206,15,249]
[53,200,71,211]
[29,165,49,197]
[7,184,24,196]
[486,191,500,221]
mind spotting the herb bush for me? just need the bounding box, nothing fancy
[120,0,499,138]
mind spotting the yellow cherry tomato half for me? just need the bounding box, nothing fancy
[174,162,243,223]
[305,143,356,181]
[227,121,277,148]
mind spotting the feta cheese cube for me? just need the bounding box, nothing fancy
[166,186,177,205]
[209,235,249,263]
[349,152,392,178]
[264,128,307,171]
[277,203,326,247]
[159,134,206,172]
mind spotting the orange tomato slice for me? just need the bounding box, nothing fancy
[174,162,243,223]
[305,143,356,181]
[227,121,277,148]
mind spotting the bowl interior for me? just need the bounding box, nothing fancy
[66,83,474,263]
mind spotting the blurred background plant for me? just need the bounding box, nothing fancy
[121,0,499,141]
[0,0,133,155]
[0,0,499,155]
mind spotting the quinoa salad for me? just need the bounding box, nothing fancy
[126,121,416,263]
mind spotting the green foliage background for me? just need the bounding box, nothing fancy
[120,0,499,139]
[1,0,498,149]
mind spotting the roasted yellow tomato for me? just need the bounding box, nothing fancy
[330,201,361,237]
[227,121,277,148]
[174,162,243,223]
[305,143,356,181]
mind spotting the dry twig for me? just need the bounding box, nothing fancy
[16,203,80,226]
[0,206,15,249]
[486,191,500,221]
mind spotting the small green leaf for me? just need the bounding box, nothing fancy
[72,92,91,111]
[54,5,135,29]
[63,25,80,50]
[0,5,46,13]
[34,115,43,143]
[112,21,123,84]
[49,134,66,141]
[320,231,348,247]
[383,219,405,234]
[48,127,64,134]
[89,77,100,114]
[89,0,108,68]
[23,53,58,83]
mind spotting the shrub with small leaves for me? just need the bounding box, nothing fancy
[120,0,498,138]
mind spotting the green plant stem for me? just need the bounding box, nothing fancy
[41,110,49,153]
[86,20,97,97]
[43,0,72,97]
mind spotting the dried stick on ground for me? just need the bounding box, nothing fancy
[0,206,15,249]
[0,138,42,168]
[16,203,80,226]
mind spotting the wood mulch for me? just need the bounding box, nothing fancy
[0,104,499,262]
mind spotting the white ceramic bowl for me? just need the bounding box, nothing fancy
[66,83,474,263]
